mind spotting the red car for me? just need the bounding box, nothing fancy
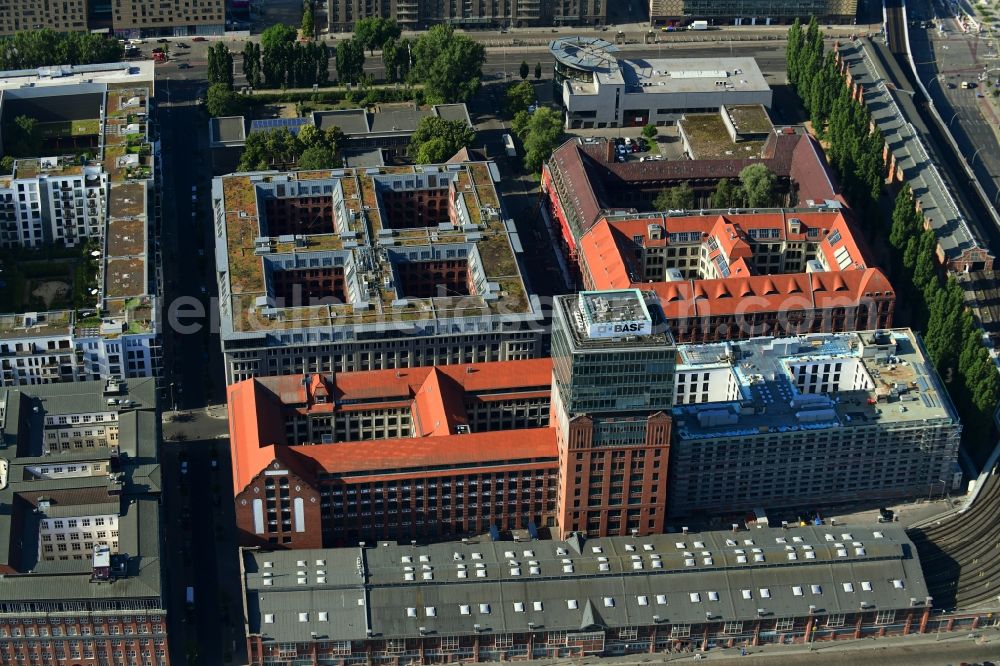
[192,36,207,42]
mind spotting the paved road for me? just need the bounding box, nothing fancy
[156,71,239,665]
[157,75,227,410]
[909,0,1000,215]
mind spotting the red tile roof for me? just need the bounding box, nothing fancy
[289,428,558,478]
[229,359,555,492]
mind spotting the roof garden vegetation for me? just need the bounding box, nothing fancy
[0,240,100,314]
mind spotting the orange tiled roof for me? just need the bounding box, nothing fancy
[229,359,555,490]
[290,427,558,477]
[579,208,888,319]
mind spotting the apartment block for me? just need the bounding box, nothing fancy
[649,0,857,26]
[0,0,225,36]
[0,377,169,665]
[0,0,88,35]
[111,0,225,37]
[213,162,544,384]
[241,525,933,665]
[328,0,604,31]
[0,63,161,387]
[228,359,558,548]
[667,329,961,517]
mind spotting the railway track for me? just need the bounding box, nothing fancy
[885,0,908,55]
[907,465,1000,609]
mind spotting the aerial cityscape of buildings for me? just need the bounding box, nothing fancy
[0,0,998,664]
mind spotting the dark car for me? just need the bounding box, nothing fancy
[192,36,207,42]
[637,138,649,150]
[176,42,189,48]
[177,62,191,69]
[630,142,640,153]
[152,47,164,54]
[157,38,169,43]
[614,137,625,146]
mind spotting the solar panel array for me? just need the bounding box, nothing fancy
[249,118,309,135]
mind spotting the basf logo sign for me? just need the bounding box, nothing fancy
[587,320,652,339]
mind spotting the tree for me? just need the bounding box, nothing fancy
[4,114,41,156]
[382,38,400,82]
[642,124,658,139]
[738,163,777,207]
[261,23,298,51]
[654,183,695,211]
[242,42,263,88]
[912,229,939,290]
[409,25,485,103]
[301,1,315,39]
[298,145,337,169]
[207,43,234,88]
[519,60,529,79]
[354,17,401,54]
[514,107,563,172]
[335,39,365,85]
[0,156,12,175]
[709,178,739,208]
[205,83,242,117]
[409,116,476,163]
[889,185,919,250]
[505,80,535,117]
[260,24,298,87]
[0,30,122,70]
[534,62,542,80]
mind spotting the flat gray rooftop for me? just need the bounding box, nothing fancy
[243,524,928,642]
[672,329,958,440]
[616,57,770,95]
[838,39,986,262]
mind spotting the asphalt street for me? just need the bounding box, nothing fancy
[156,71,238,665]
[909,0,1000,214]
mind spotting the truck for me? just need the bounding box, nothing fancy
[185,586,194,607]
[688,20,708,30]
[502,133,516,157]
[152,51,168,63]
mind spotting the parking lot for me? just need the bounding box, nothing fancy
[563,124,689,161]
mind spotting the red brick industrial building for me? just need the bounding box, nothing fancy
[229,360,562,548]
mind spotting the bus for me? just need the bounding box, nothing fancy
[502,133,516,157]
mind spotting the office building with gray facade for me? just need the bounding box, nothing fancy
[668,329,961,518]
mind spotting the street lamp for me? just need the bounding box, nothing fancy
[948,110,961,127]
[970,146,986,166]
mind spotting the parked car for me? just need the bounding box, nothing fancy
[177,62,191,69]
[176,42,189,48]
[630,142,639,153]
[192,36,207,42]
